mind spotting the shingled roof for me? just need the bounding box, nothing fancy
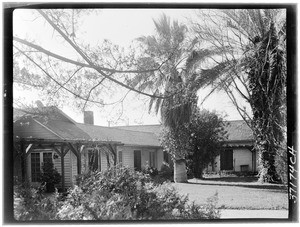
[114,124,162,135]
[14,105,253,146]
[224,120,253,142]
[76,123,160,147]
[113,120,254,142]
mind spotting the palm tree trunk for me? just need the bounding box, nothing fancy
[174,159,188,183]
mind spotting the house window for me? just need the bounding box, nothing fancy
[88,150,99,172]
[31,152,41,182]
[134,150,141,171]
[149,151,157,168]
[118,151,123,165]
[43,152,53,164]
[30,152,53,182]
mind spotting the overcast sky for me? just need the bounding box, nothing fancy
[13,8,250,126]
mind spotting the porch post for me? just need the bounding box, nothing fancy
[52,145,65,191]
[77,144,82,175]
[113,144,117,166]
[61,144,65,191]
[67,142,81,175]
[20,140,26,182]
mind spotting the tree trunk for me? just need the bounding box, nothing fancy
[174,159,188,183]
[257,141,280,183]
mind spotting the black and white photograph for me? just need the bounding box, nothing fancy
[3,2,298,224]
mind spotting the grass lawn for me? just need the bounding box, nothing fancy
[173,178,288,210]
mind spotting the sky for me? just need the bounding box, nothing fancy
[13,8,251,126]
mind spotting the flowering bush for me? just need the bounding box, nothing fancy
[14,166,220,220]
[58,165,220,220]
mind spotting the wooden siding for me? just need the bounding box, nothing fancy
[100,146,164,171]
[119,146,134,169]
[70,151,78,186]
[156,148,164,170]
[53,150,73,188]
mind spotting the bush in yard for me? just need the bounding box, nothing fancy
[142,164,159,177]
[186,109,227,179]
[14,181,61,220]
[58,165,220,220]
[159,162,174,181]
[40,160,61,192]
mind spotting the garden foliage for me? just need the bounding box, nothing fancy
[14,181,61,220]
[161,108,227,178]
[14,166,220,220]
[40,161,61,192]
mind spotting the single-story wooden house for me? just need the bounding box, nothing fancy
[14,104,256,190]
[115,121,256,173]
[13,106,164,189]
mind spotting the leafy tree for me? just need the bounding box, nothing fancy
[191,9,286,182]
[161,109,227,180]
[13,9,172,118]
[13,9,220,183]
[187,109,227,179]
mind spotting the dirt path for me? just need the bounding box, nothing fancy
[220,209,288,219]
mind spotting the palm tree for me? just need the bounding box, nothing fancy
[135,14,227,182]
[136,10,286,183]
[191,9,286,182]
[135,15,192,182]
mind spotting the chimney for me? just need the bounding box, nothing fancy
[84,111,94,125]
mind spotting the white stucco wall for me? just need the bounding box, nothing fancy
[233,148,253,172]
[206,148,257,173]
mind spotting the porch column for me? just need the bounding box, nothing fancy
[20,140,26,182]
[67,142,82,175]
[60,144,67,191]
[53,144,67,191]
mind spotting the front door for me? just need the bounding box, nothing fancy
[220,149,233,170]
[134,150,141,171]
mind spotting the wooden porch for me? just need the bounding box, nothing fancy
[14,138,123,191]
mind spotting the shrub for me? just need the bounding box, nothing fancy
[142,164,159,177]
[156,163,174,183]
[14,166,220,220]
[40,161,61,192]
[57,165,220,220]
[14,181,61,220]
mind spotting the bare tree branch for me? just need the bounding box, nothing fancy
[14,45,105,106]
